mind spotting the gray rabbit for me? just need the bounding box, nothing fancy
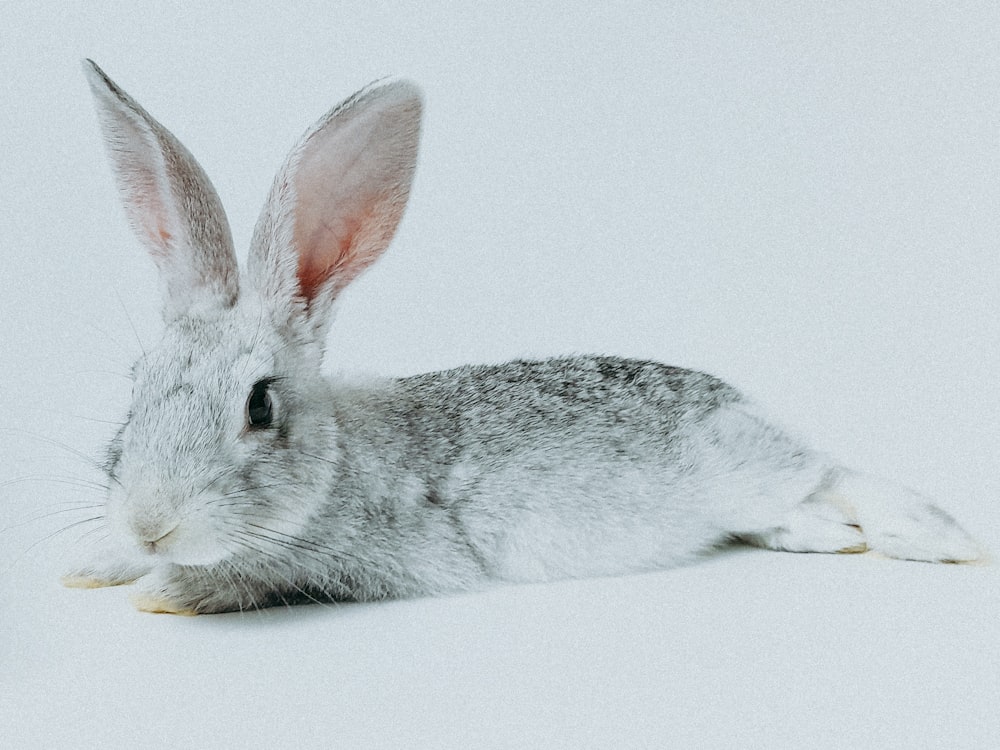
[64,61,981,614]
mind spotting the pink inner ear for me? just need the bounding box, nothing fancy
[295,178,388,302]
[296,218,355,301]
[295,201,379,302]
[139,218,174,255]
[129,169,176,258]
[149,222,173,251]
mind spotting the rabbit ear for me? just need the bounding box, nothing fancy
[84,60,239,319]
[248,79,422,338]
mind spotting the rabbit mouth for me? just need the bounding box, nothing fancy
[125,515,228,566]
[138,524,178,555]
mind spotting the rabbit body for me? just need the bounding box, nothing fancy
[68,62,982,614]
[316,358,776,592]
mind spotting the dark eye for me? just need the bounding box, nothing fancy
[246,379,274,428]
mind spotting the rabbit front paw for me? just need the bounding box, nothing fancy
[129,567,202,616]
[62,550,152,589]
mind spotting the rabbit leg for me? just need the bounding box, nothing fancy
[822,470,983,564]
[129,566,204,615]
[741,470,984,563]
[62,545,152,589]
[739,493,868,555]
[128,562,285,615]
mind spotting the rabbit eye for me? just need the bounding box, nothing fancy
[246,379,274,428]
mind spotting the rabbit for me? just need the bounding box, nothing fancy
[63,60,983,615]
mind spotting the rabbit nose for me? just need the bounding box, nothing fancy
[132,520,179,553]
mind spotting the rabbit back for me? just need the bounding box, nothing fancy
[323,355,833,591]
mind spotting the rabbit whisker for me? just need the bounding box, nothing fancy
[0,504,106,536]
[226,536,342,609]
[216,555,264,615]
[198,469,235,496]
[296,450,337,466]
[1,475,110,493]
[73,523,112,546]
[237,528,358,598]
[114,287,147,357]
[1,516,107,577]
[219,482,301,498]
[0,428,107,475]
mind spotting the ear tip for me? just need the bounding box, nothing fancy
[81,58,103,80]
[362,77,424,112]
[385,77,423,101]
[82,58,116,98]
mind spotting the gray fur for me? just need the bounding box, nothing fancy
[67,63,983,614]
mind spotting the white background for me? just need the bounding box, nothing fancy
[2,2,999,748]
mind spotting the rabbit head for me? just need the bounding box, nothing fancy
[85,61,421,568]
